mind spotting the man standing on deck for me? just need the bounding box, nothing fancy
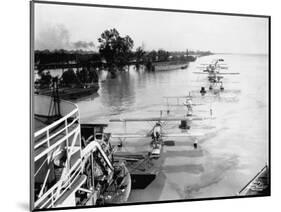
[184,98,193,116]
[152,122,161,143]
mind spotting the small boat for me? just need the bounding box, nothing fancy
[180,65,188,69]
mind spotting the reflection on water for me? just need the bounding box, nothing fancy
[76,54,269,201]
[100,70,136,113]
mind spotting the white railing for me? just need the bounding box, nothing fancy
[34,108,79,149]
[34,95,83,209]
[35,163,83,209]
[34,95,80,161]
[34,109,80,161]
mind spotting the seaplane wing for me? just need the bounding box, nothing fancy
[111,132,205,139]
[162,132,204,137]
[193,72,209,74]
[111,133,148,138]
[164,108,210,113]
[164,95,209,100]
[163,96,192,99]
[218,66,228,69]
[191,117,215,121]
[110,117,212,122]
[217,72,240,75]
[167,103,204,107]
[110,118,162,122]
[110,117,185,122]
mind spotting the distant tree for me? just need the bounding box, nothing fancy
[135,46,146,62]
[76,68,88,84]
[76,67,99,84]
[146,50,157,62]
[134,46,146,69]
[91,53,102,62]
[88,68,99,83]
[98,28,134,70]
[61,68,79,86]
[37,71,53,88]
[157,49,170,62]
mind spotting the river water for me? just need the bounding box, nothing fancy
[76,54,269,202]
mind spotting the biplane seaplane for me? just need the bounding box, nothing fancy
[194,58,240,92]
[108,115,207,188]
[162,95,215,130]
[109,116,206,157]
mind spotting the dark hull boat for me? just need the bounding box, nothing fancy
[238,165,269,196]
[113,142,165,189]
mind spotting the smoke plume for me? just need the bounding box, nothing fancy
[35,24,95,50]
[72,41,95,49]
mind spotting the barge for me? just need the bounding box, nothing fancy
[153,61,189,71]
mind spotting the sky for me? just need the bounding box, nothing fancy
[34,3,269,54]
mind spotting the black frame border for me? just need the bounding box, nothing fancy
[30,1,271,211]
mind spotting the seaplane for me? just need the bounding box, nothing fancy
[197,58,228,74]
[161,95,216,132]
[163,95,212,116]
[109,115,208,157]
[106,115,209,189]
[194,58,240,91]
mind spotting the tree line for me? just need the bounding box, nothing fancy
[35,28,212,89]
[35,67,99,89]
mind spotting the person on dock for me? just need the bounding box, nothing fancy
[200,87,207,96]
[193,138,198,149]
[184,98,193,116]
[152,122,161,143]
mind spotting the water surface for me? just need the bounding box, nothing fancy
[76,54,269,201]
